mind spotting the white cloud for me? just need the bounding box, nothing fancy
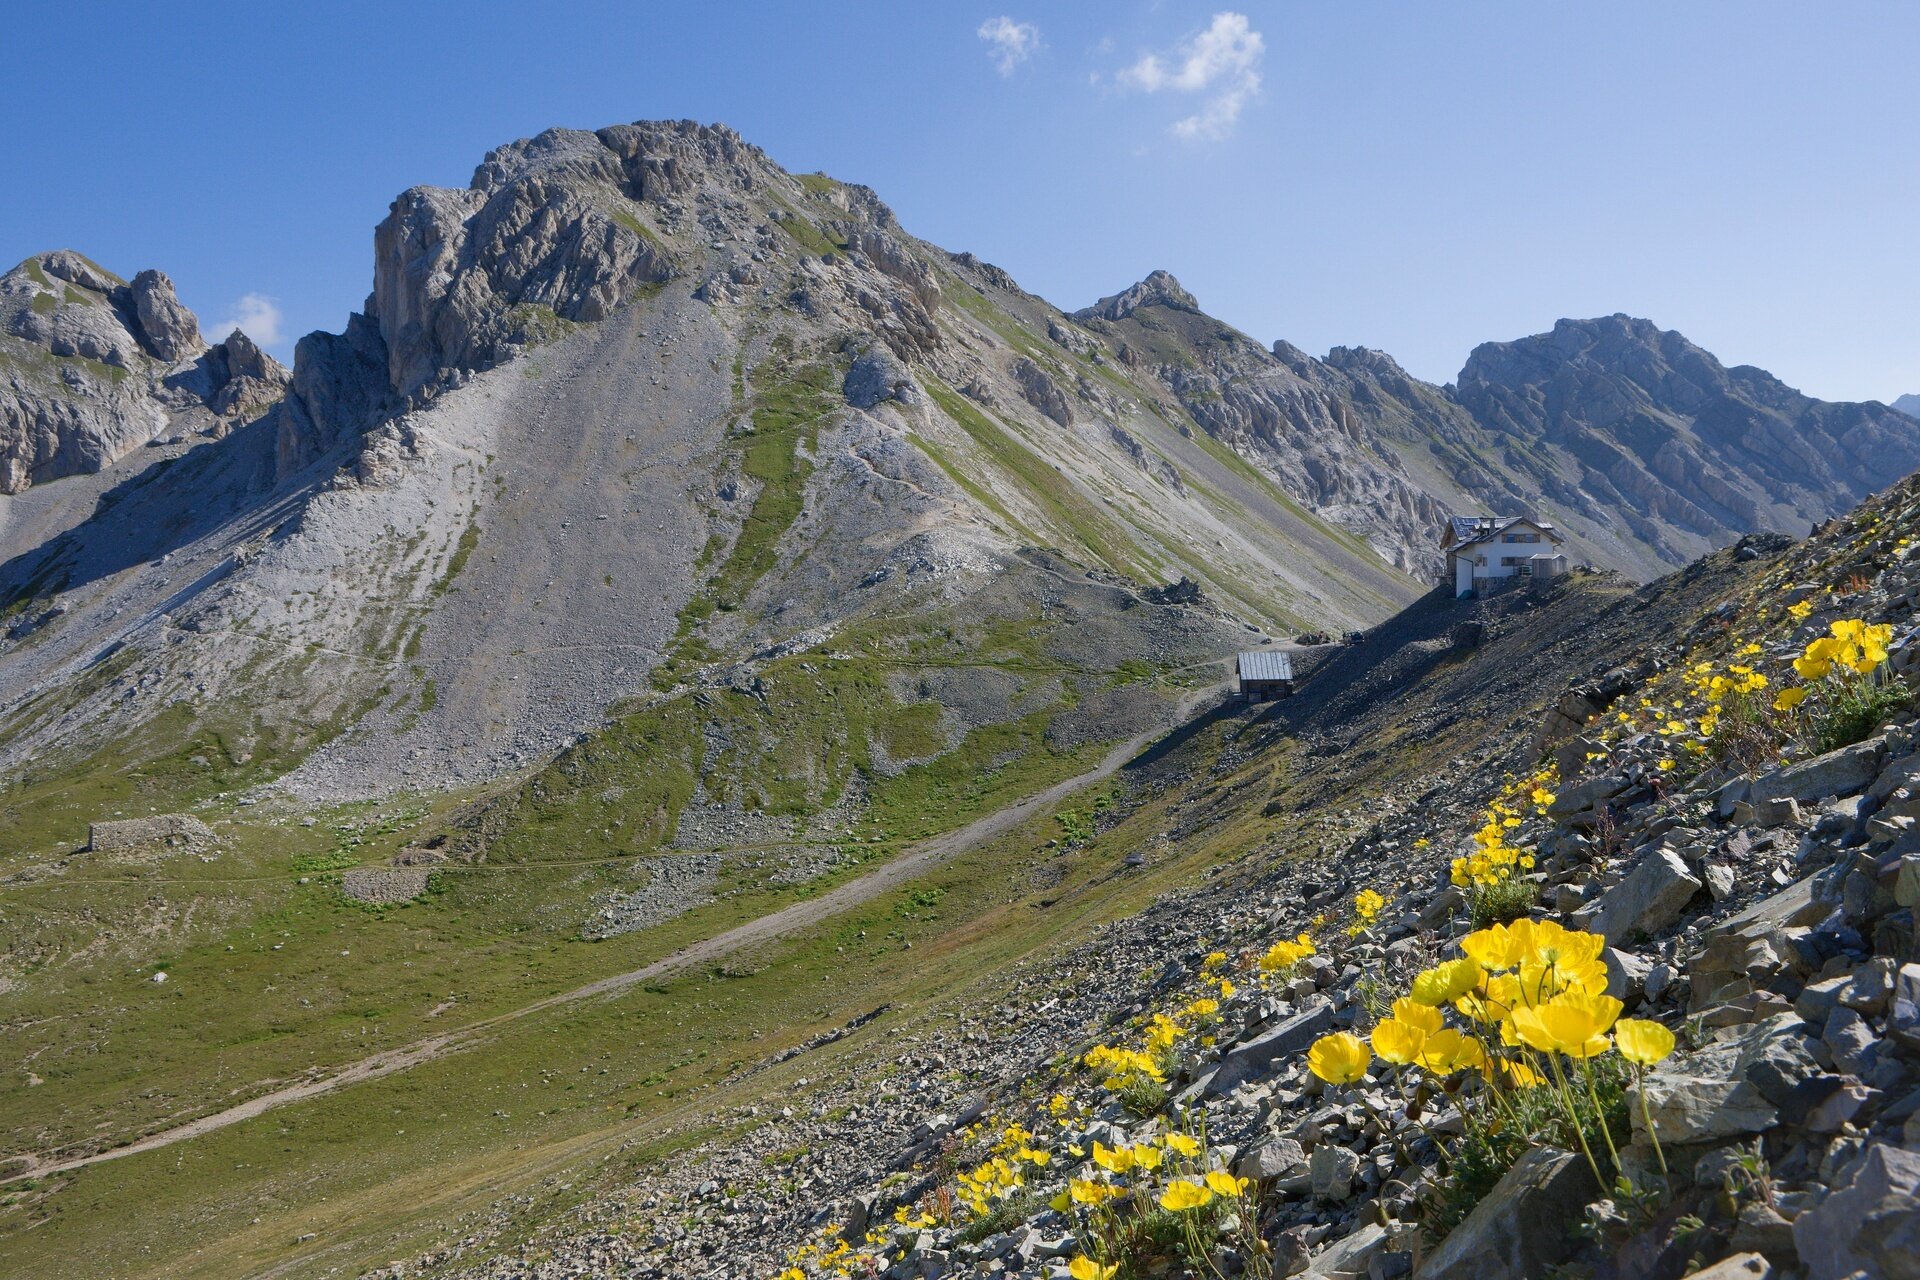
[977,16,1041,76]
[214,292,283,345]
[1116,11,1265,140]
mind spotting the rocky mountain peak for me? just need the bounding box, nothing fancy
[1457,313,1735,404]
[1073,268,1200,322]
[1323,343,1412,381]
[128,269,204,362]
[0,250,264,493]
[1893,392,1920,420]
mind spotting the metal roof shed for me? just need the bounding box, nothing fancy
[1235,650,1295,701]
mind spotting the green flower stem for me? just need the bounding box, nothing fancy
[1545,1051,1607,1192]
[1634,1064,1669,1178]
[1578,1056,1623,1179]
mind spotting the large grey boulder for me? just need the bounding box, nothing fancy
[843,347,918,409]
[1302,1223,1387,1278]
[1888,961,1920,1051]
[1414,1147,1596,1279]
[1630,1013,1815,1145]
[1308,1142,1359,1201]
[1202,998,1335,1097]
[1547,773,1631,820]
[1234,1135,1307,1181]
[1010,356,1072,426]
[1580,845,1703,943]
[1792,1143,1920,1280]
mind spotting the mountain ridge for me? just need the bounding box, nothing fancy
[4,119,1919,807]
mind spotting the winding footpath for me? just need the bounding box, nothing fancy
[5,670,1230,1183]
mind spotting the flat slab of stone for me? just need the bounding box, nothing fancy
[339,867,432,905]
[1303,1222,1387,1278]
[1749,739,1884,808]
[1705,875,1820,939]
[1547,773,1630,819]
[1202,997,1335,1097]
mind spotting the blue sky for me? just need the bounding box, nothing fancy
[4,2,1915,401]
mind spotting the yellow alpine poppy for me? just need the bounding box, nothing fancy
[1370,1018,1428,1066]
[1204,1169,1250,1197]
[1306,1031,1371,1084]
[1410,957,1483,1006]
[1510,992,1621,1058]
[1418,1028,1485,1074]
[1069,1257,1119,1280]
[1614,1018,1676,1065]
[1069,1178,1117,1205]
[1390,998,1445,1035]
[1162,1132,1202,1157]
[1159,1179,1213,1211]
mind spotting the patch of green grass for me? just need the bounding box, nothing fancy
[923,377,1149,580]
[652,336,839,682]
[506,302,579,347]
[712,343,835,609]
[906,430,1035,542]
[605,203,666,248]
[431,515,482,598]
[769,199,844,259]
[939,276,1049,361]
[1812,676,1911,754]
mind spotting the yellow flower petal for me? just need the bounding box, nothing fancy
[1371,1018,1428,1066]
[1159,1179,1213,1211]
[1306,1031,1371,1084]
[1614,1017,1676,1065]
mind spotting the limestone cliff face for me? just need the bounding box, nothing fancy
[0,251,285,493]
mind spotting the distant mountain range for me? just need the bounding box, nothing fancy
[5,119,1920,802]
[1894,393,1920,420]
